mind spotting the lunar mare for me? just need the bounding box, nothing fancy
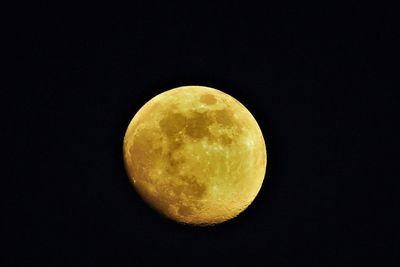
[123,86,267,225]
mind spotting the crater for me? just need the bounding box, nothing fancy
[219,134,233,145]
[214,109,234,126]
[165,151,184,175]
[185,111,212,139]
[165,136,185,174]
[159,112,187,136]
[171,184,184,196]
[200,94,217,105]
[169,138,183,151]
[178,205,193,216]
[180,175,207,199]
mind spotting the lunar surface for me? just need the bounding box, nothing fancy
[123,86,267,225]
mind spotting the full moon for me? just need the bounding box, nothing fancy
[123,86,267,225]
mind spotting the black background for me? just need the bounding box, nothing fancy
[5,2,399,266]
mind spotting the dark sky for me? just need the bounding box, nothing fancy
[5,2,398,266]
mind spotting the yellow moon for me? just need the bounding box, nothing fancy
[123,86,267,225]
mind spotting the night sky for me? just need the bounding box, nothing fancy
[5,2,398,266]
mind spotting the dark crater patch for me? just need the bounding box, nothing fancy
[214,108,234,126]
[159,112,187,136]
[219,134,233,145]
[200,94,217,105]
[180,175,207,199]
[178,205,193,216]
[185,111,212,139]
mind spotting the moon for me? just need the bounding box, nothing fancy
[123,86,267,225]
